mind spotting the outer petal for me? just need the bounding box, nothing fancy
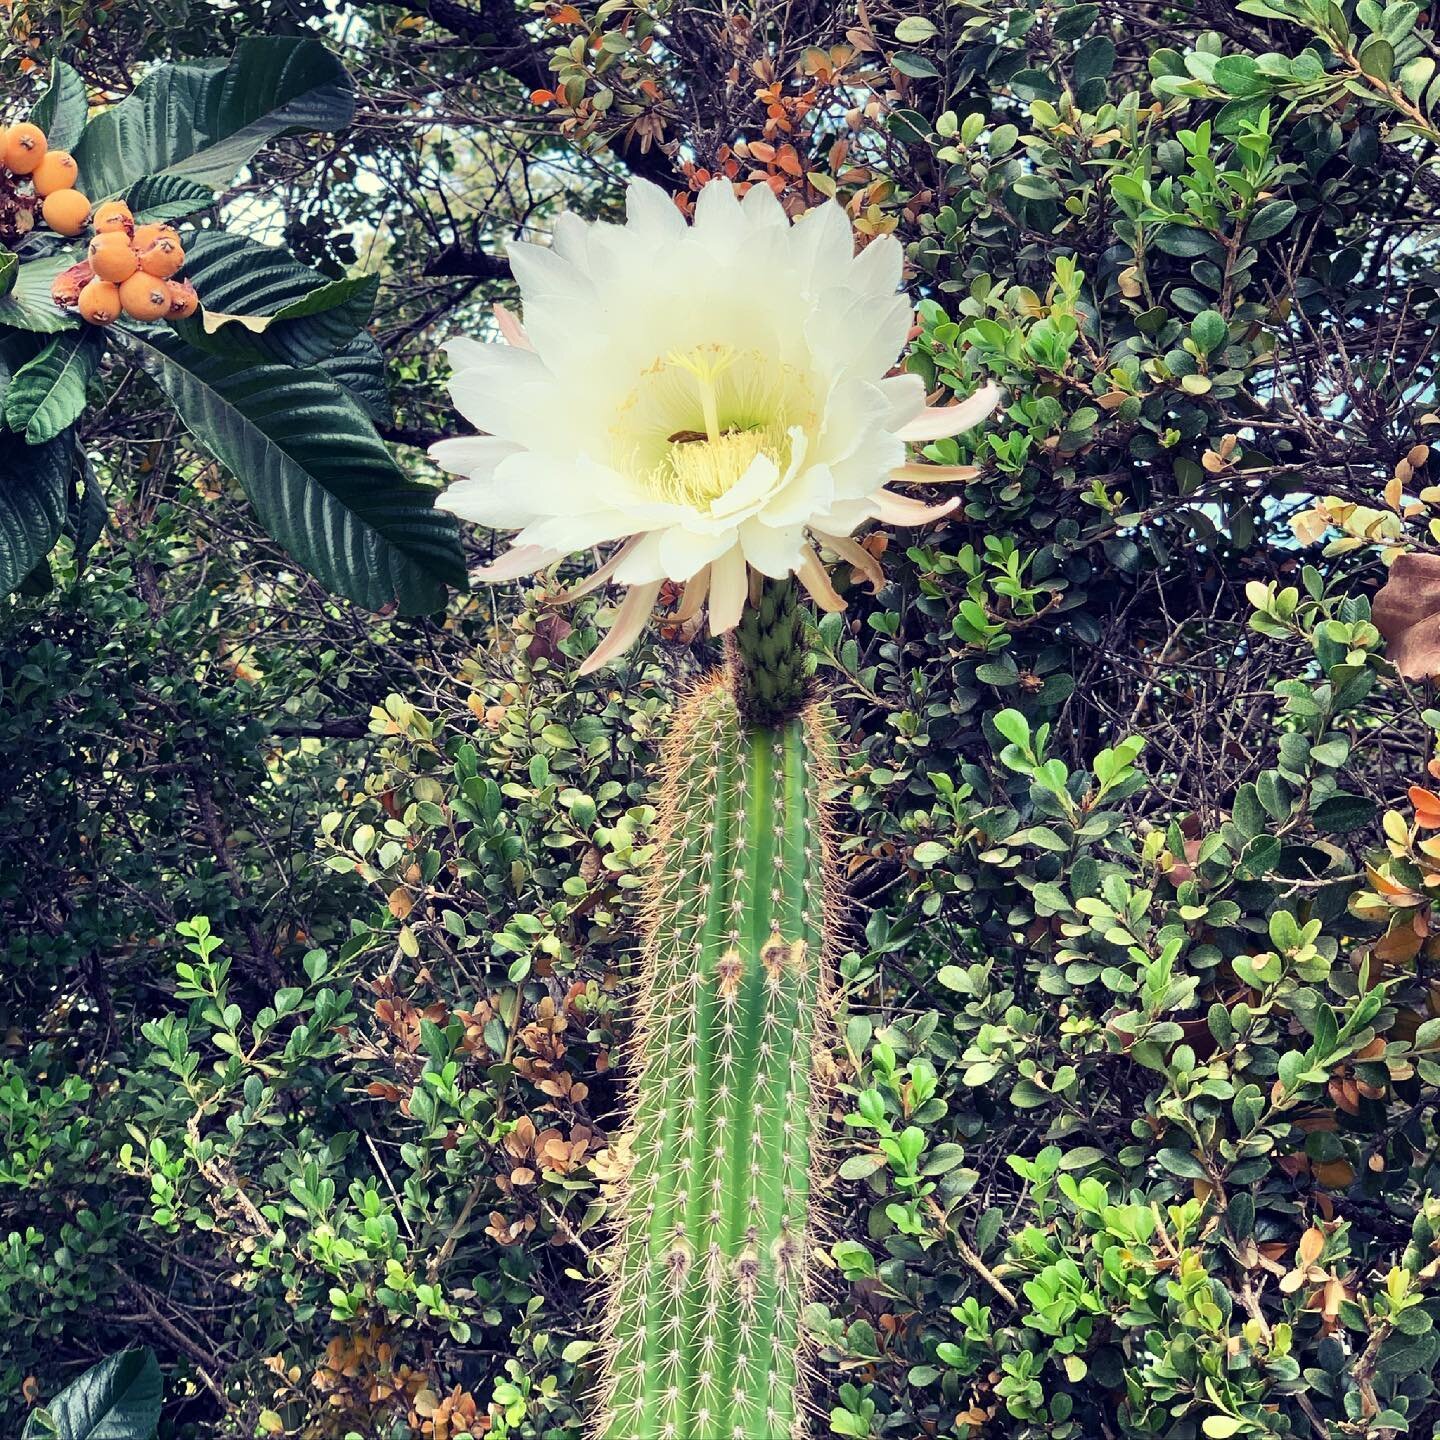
[877,372,927,431]
[889,463,982,483]
[578,581,661,675]
[817,531,885,591]
[872,488,961,525]
[792,200,857,291]
[473,544,566,582]
[806,286,910,385]
[444,341,557,446]
[796,546,847,611]
[676,566,711,621]
[550,537,642,599]
[492,303,533,350]
[740,181,787,230]
[895,382,1003,442]
[658,524,737,581]
[626,179,688,239]
[429,434,521,477]
[708,545,748,635]
[739,518,806,578]
[848,232,902,300]
[692,179,748,257]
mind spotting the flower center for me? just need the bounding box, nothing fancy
[651,427,779,508]
[612,343,811,512]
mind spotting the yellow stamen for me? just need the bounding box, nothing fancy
[652,429,775,508]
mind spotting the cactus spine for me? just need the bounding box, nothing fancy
[600,662,833,1440]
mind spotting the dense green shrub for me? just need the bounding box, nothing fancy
[8,1,1440,1438]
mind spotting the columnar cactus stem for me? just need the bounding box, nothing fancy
[599,674,834,1440]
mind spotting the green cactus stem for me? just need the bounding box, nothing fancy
[599,674,834,1440]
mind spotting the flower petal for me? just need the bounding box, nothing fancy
[548,537,641,600]
[872,488,961,525]
[796,545,847,612]
[429,434,521,477]
[895,382,1003,441]
[708,545,748,635]
[889,463,982,484]
[578,581,661,675]
[739,518,806,578]
[816,531,885,591]
[626,179,688,239]
[473,544,565,582]
[676,566,710,621]
[659,524,737,581]
[493,303,533,350]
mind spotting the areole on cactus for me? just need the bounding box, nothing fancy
[432,177,999,1437]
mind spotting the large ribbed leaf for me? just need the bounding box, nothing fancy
[0,254,82,334]
[29,60,89,151]
[172,231,376,366]
[317,334,391,423]
[21,1349,162,1440]
[72,38,354,199]
[0,432,71,598]
[123,173,216,226]
[4,329,106,444]
[123,330,464,613]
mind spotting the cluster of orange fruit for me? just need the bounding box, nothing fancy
[50,198,199,326]
[0,120,91,237]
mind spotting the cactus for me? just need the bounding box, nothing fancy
[598,669,834,1440]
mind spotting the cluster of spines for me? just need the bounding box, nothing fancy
[598,676,834,1440]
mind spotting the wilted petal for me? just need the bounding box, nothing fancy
[796,546,847,612]
[817,531,885,591]
[1374,552,1440,679]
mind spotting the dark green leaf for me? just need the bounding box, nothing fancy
[1073,36,1116,88]
[66,452,107,567]
[30,61,89,151]
[1153,225,1223,259]
[40,1350,161,1440]
[1246,200,1297,241]
[123,173,217,226]
[317,334,391,424]
[892,52,941,79]
[0,254,83,334]
[1312,793,1377,834]
[0,431,71,597]
[4,329,105,444]
[171,231,376,367]
[72,38,355,199]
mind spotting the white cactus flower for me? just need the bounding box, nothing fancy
[431,177,999,672]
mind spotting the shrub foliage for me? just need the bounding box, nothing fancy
[6,1,1440,1438]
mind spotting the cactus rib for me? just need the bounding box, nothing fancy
[599,676,833,1440]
